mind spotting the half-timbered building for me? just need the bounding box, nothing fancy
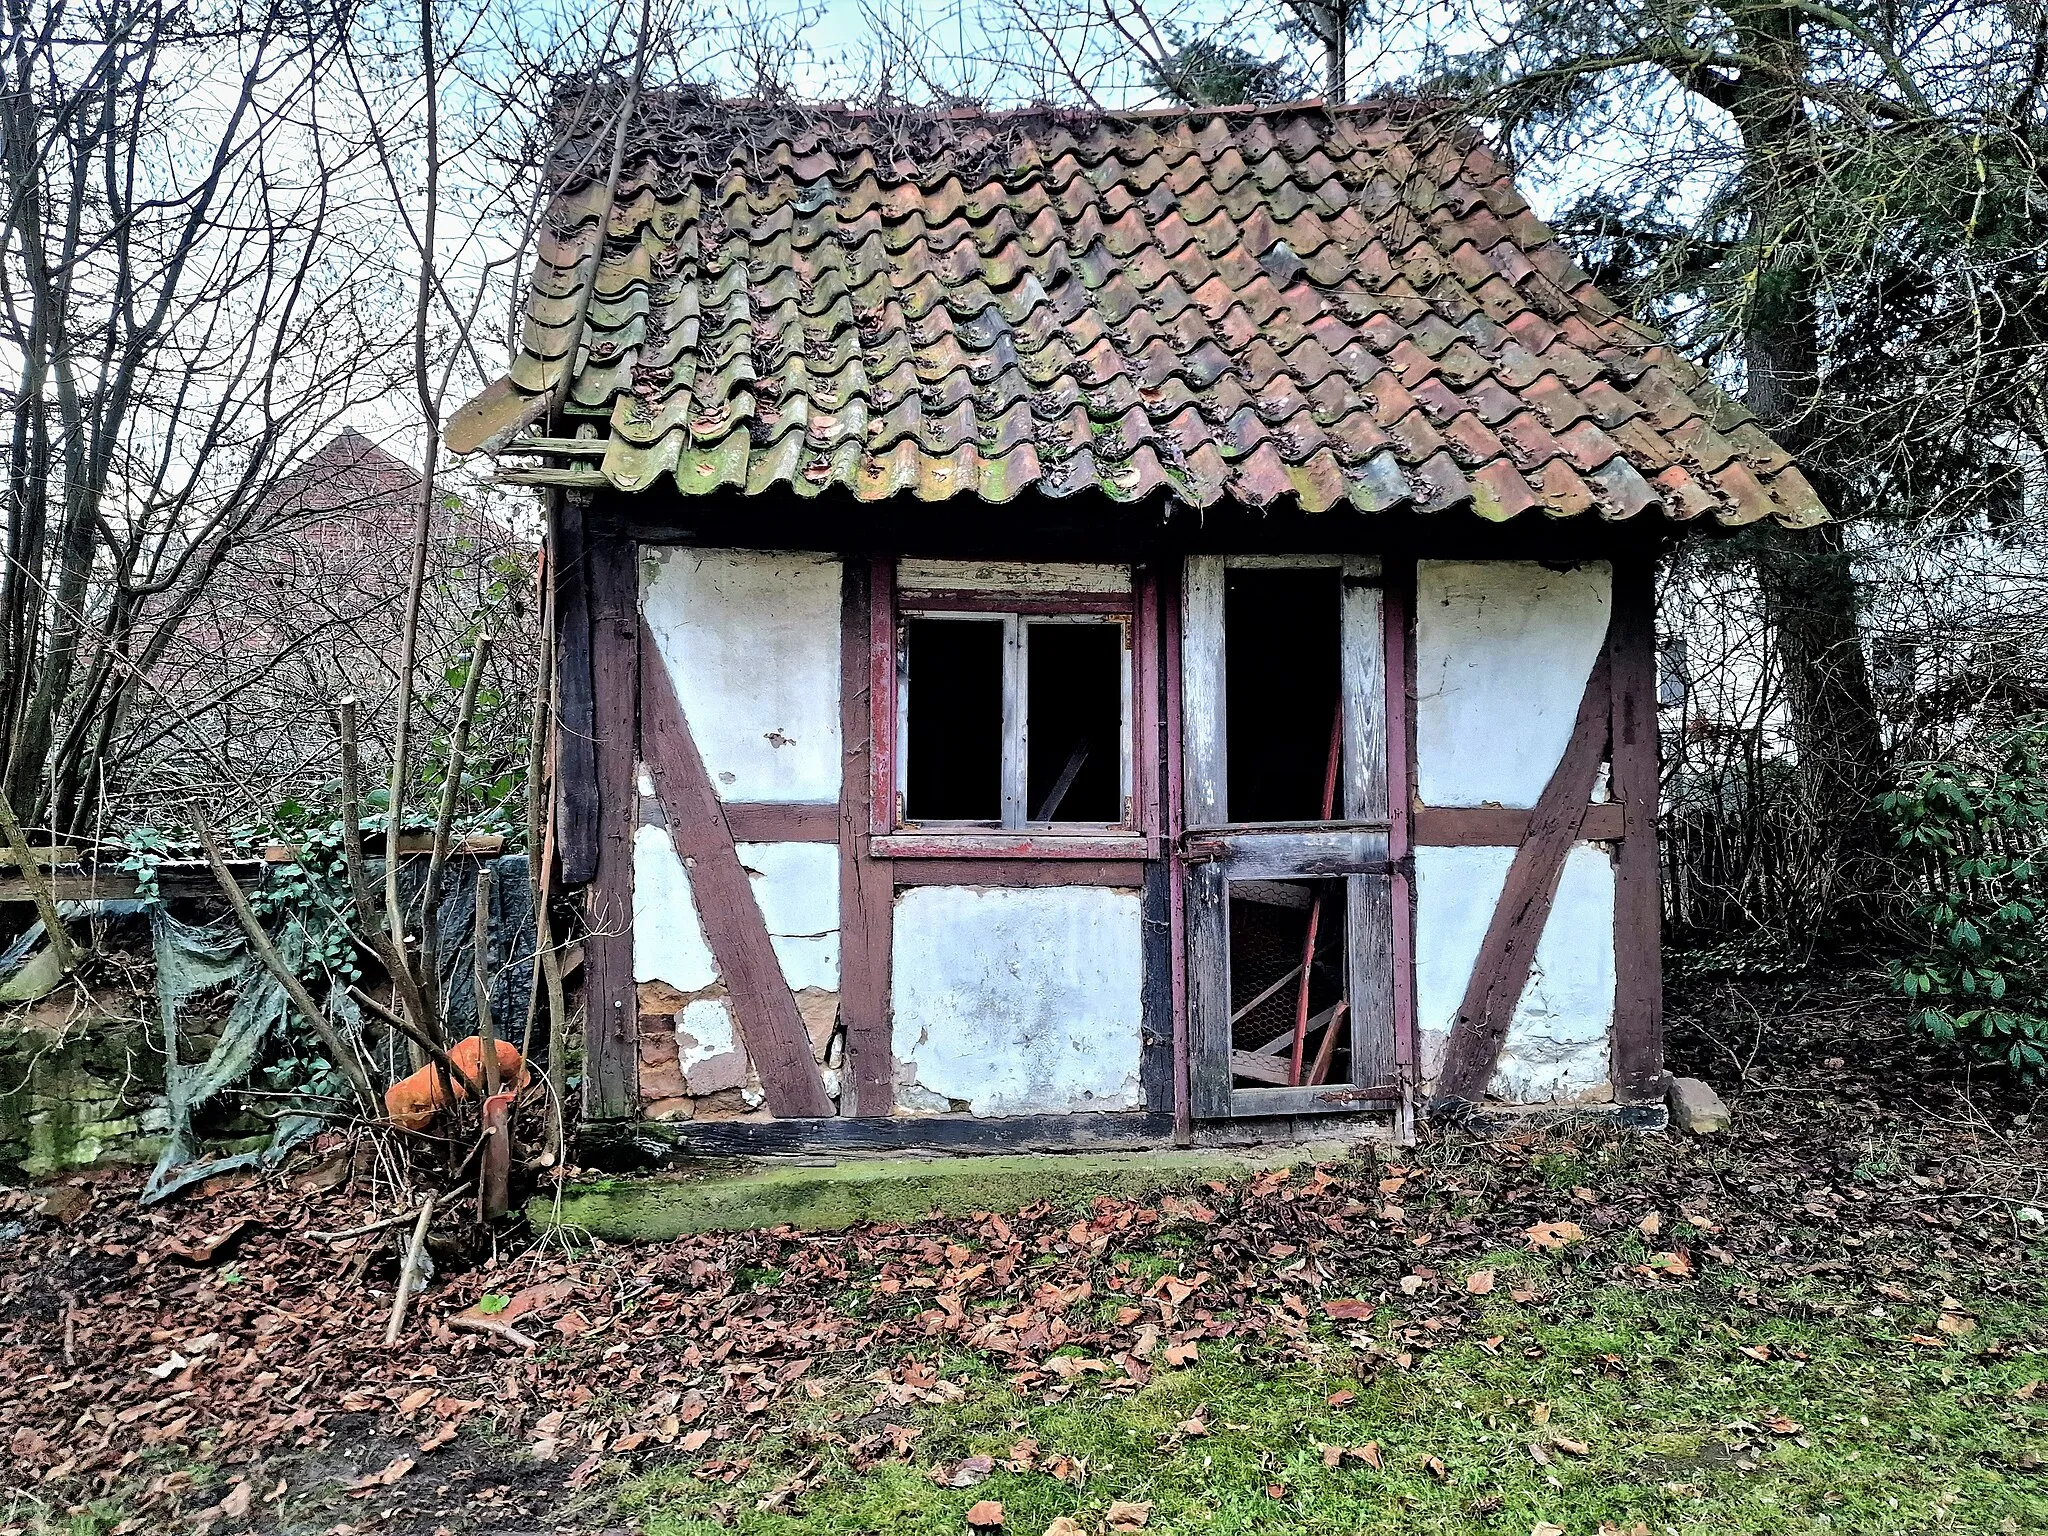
[450,97,1824,1159]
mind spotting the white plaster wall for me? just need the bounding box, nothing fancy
[640,547,842,801]
[632,823,718,991]
[1413,844,1616,1103]
[735,841,840,992]
[891,885,1145,1117]
[1415,560,1612,808]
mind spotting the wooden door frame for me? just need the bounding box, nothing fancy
[1178,553,1404,1121]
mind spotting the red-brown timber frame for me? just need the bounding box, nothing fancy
[594,545,1661,1135]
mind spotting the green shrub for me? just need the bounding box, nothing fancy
[1885,718,2048,1077]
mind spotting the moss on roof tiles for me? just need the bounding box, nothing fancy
[449,96,1826,529]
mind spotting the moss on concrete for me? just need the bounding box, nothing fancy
[530,1144,1354,1241]
[0,1002,165,1180]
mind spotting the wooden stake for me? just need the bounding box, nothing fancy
[383,1193,437,1346]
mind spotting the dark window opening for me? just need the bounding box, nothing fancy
[904,617,1003,821]
[1227,878,1350,1087]
[1224,567,1342,822]
[1027,622,1123,822]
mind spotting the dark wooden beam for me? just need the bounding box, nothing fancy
[1607,556,1666,1104]
[1428,638,1614,1115]
[839,559,895,1118]
[1415,804,1626,845]
[724,802,839,842]
[578,1110,1182,1165]
[583,535,640,1120]
[888,859,1148,888]
[553,489,599,886]
[641,631,837,1120]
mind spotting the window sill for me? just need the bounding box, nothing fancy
[870,832,1157,860]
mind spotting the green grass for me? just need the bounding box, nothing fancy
[613,1277,2048,1535]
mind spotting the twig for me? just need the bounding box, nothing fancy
[475,866,499,1098]
[448,1314,537,1349]
[0,787,78,973]
[304,1207,429,1242]
[190,811,378,1113]
[416,628,493,1034]
[336,697,433,1068]
[383,1193,438,1346]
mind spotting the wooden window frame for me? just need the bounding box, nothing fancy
[869,559,1162,861]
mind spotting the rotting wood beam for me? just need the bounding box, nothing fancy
[839,558,894,1118]
[1428,634,1615,1116]
[582,536,640,1121]
[640,633,836,1120]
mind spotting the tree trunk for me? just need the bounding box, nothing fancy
[1732,8,1893,928]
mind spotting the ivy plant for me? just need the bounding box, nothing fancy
[1885,718,2048,1078]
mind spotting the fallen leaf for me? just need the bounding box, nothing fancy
[1638,1212,1662,1237]
[1399,1274,1426,1295]
[1740,1345,1770,1362]
[1107,1500,1152,1530]
[1937,1311,1976,1336]
[1645,1250,1694,1278]
[1467,1269,1496,1295]
[1532,1523,1566,1536]
[217,1482,253,1519]
[1347,1442,1383,1468]
[347,1456,414,1493]
[1425,1455,1448,1481]
[1042,1521,1086,1536]
[1327,1389,1356,1408]
[1162,1340,1198,1367]
[1762,1413,1801,1435]
[1524,1221,1587,1251]
[1552,1435,1590,1455]
[940,1455,997,1489]
[965,1499,1005,1528]
[1323,1298,1374,1321]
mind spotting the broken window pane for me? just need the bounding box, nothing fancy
[1224,567,1341,822]
[904,616,1003,821]
[1026,621,1123,823]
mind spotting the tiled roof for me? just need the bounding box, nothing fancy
[450,98,1824,528]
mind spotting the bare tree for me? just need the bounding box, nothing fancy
[0,0,408,839]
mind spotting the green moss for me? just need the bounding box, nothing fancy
[531,1146,1348,1240]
